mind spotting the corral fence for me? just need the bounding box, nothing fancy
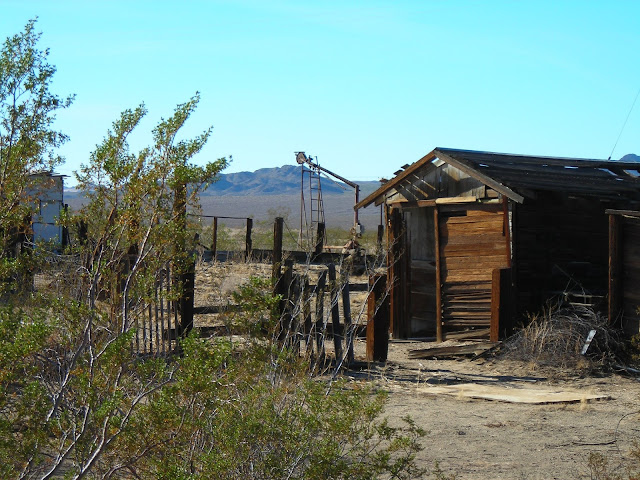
[30,216,391,365]
[31,253,192,358]
[270,217,390,368]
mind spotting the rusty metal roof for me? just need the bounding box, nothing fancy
[356,147,640,209]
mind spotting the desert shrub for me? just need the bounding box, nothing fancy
[127,335,428,480]
[0,20,433,480]
[499,305,620,373]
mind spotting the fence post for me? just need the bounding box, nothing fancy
[314,222,325,257]
[366,274,389,362]
[277,258,294,345]
[341,273,354,365]
[491,267,514,341]
[328,264,343,362]
[303,275,312,355]
[315,270,327,360]
[245,217,253,261]
[181,259,195,336]
[273,217,283,280]
[211,217,218,261]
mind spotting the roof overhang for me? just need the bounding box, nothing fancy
[355,147,640,211]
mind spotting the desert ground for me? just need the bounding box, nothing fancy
[194,259,640,480]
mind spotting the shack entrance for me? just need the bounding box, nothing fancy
[358,148,640,341]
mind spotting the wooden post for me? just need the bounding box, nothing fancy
[245,218,253,261]
[62,204,70,248]
[278,258,294,345]
[172,180,192,338]
[314,222,325,257]
[503,197,512,268]
[273,217,284,281]
[388,207,407,338]
[366,274,389,362]
[303,276,312,354]
[178,259,195,337]
[609,214,622,326]
[315,270,327,359]
[77,219,88,246]
[328,264,343,362]
[490,268,501,342]
[291,274,302,354]
[211,217,218,261]
[491,267,513,341]
[342,273,354,365]
[434,207,443,343]
[377,224,384,251]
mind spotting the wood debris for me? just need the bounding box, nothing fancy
[409,342,498,359]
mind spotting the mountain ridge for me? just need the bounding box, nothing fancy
[201,164,381,197]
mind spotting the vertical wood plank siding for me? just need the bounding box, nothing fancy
[514,194,608,315]
[618,216,640,336]
[438,204,509,338]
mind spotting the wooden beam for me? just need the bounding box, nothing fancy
[342,274,354,365]
[435,196,477,204]
[211,217,218,259]
[434,206,443,343]
[366,274,389,362]
[434,149,525,204]
[490,268,501,342]
[503,197,511,268]
[328,264,343,361]
[355,150,439,210]
[606,209,640,217]
[608,214,622,327]
[245,217,253,260]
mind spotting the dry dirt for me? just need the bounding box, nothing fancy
[362,340,640,480]
[194,260,640,480]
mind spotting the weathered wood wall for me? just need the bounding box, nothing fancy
[388,207,410,338]
[610,214,640,336]
[437,203,509,339]
[514,193,608,315]
[404,207,437,336]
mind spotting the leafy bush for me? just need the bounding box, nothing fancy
[0,20,433,480]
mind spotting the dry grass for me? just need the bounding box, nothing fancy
[499,305,620,374]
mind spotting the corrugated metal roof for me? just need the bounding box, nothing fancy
[355,148,640,209]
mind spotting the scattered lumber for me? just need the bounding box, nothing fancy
[417,383,611,404]
[409,341,499,359]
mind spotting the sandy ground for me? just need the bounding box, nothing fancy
[194,260,640,480]
[358,340,640,480]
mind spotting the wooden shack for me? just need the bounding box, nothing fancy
[608,210,640,337]
[357,148,640,341]
[26,172,66,245]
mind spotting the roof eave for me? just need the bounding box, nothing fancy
[354,150,439,210]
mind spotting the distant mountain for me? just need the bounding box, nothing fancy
[63,164,384,229]
[619,153,640,162]
[202,164,381,197]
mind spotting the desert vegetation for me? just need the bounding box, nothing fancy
[0,20,435,479]
[5,18,640,480]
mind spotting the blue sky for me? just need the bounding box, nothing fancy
[2,1,640,184]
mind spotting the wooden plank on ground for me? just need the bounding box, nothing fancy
[417,384,611,404]
[442,328,491,340]
[409,342,497,359]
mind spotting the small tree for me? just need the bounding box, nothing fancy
[0,21,434,480]
[0,18,73,293]
[74,95,226,321]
